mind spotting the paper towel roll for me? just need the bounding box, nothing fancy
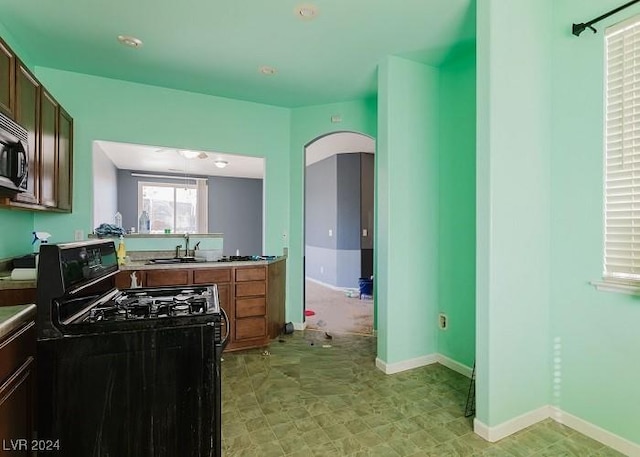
[11,268,37,281]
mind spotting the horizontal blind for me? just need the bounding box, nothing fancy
[605,19,640,279]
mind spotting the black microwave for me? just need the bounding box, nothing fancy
[0,112,28,193]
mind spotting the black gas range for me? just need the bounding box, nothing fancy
[36,240,228,457]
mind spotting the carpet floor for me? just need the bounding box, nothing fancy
[304,279,374,335]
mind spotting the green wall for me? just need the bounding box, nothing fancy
[376,56,440,364]
[0,22,35,259]
[476,0,552,427]
[289,99,377,323]
[438,47,476,368]
[550,0,640,445]
[29,67,292,294]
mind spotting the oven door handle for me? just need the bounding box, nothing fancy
[220,306,230,349]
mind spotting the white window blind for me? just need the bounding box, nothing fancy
[605,16,640,280]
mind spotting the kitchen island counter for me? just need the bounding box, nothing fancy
[0,304,36,339]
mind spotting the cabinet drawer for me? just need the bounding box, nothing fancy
[236,281,266,298]
[235,267,266,282]
[193,268,231,284]
[145,269,190,287]
[235,317,266,340]
[236,298,266,318]
[0,321,35,387]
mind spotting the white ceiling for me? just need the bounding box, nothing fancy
[0,0,475,107]
[95,140,265,179]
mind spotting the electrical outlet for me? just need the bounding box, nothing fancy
[320,266,324,274]
[438,313,448,330]
[328,229,333,237]
[74,230,84,241]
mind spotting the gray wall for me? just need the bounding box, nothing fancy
[117,170,263,255]
[209,176,263,256]
[305,154,337,249]
[305,153,373,287]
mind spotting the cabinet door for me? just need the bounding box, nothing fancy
[115,271,144,290]
[0,37,15,118]
[236,297,266,318]
[145,269,190,287]
[39,89,58,208]
[236,281,266,297]
[192,268,231,284]
[0,321,36,456]
[57,107,72,211]
[13,61,40,205]
[0,357,35,456]
[235,317,266,341]
[236,267,266,282]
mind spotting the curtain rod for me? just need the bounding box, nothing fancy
[573,0,640,36]
[130,172,207,181]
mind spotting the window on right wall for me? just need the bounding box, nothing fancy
[603,16,640,283]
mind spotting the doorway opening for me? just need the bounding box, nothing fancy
[303,132,375,335]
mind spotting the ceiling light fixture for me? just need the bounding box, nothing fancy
[259,65,277,76]
[294,4,318,20]
[214,160,228,169]
[117,35,143,48]
[178,150,200,159]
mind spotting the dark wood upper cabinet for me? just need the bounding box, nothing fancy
[0,37,15,118]
[57,107,72,212]
[0,35,73,213]
[13,61,40,205]
[40,89,58,208]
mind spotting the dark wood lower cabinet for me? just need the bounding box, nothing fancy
[144,269,190,287]
[0,320,36,457]
[115,259,286,352]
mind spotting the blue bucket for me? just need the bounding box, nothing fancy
[358,277,373,297]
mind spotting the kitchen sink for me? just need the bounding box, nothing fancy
[147,257,206,264]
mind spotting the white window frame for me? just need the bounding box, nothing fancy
[137,179,208,234]
[598,15,640,294]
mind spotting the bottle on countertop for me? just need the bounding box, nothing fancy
[138,211,150,234]
[117,235,126,265]
[114,211,123,229]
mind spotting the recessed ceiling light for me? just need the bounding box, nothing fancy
[117,35,143,48]
[214,160,228,169]
[178,150,200,159]
[294,4,318,20]
[259,65,277,76]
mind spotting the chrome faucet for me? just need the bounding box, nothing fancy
[184,233,190,257]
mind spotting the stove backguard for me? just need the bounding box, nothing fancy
[37,240,119,340]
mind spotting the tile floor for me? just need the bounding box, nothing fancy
[221,331,625,456]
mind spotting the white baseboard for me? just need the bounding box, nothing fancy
[436,354,473,378]
[473,405,640,456]
[474,406,551,442]
[375,354,438,375]
[293,321,307,331]
[374,353,471,377]
[550,407,640,457]
[305,276,344,291]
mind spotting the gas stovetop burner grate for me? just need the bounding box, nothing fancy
[82,286,218,323]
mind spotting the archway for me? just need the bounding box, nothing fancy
[303,131,375,335]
